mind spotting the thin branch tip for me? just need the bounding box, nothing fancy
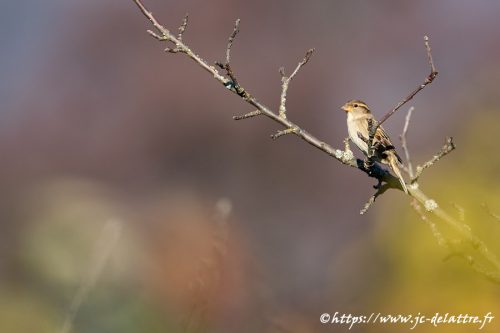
[177,13,189,41]
[305,48,315,61]
[225,19,241,64]
[373,36,438,134]
[424,35,438,75]
[233,110,261,120]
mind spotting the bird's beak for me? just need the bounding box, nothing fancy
[341,104,349,112]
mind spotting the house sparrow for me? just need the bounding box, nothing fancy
[341,100,408,193]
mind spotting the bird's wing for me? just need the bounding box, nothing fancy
[375,126,402,163]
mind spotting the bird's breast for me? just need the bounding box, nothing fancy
[347,117,369,155]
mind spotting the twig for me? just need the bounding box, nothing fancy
[133,0,228,83]
[400,107,415,178]
[225,19,239,65]
[271,127,297,140]
[278,49,314,119]
[367,36,438,156]
[378,36,438,128]
[133,1,365,171]
[360,183,390,215]
[412,137,455,183]
[177,13,189,41]
[233,109,261,120]
[216,19,246,97]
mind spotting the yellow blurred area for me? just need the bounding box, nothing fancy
[370,110,500,332]
[0,289,57,333]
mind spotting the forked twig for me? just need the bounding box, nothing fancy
[278,49,314,119]
[131,0,401,187]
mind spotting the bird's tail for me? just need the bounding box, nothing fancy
[388,154,408,194]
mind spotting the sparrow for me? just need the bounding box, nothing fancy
[341,100,408,193]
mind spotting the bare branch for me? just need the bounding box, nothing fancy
[131,0,398,185]
[424,35,437,74]
[233,110,262,120]
[278,49,314,119]
[400,107,415,178]
[133,0,228,84]
[226,19,240,65]
[133,0,170,36]
[412,137,456,183]
[133,1,500,284]
[378,35,438,128]
[367,36,438,154]
[215,19,247,98]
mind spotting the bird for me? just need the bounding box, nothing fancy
[341,99,408,194]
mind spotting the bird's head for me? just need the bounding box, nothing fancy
[341,100,370,114]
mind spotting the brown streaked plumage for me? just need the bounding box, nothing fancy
[341,100,408,193]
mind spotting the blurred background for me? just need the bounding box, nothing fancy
[1,0,499,332]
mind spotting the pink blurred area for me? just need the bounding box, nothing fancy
[0,1,499,332]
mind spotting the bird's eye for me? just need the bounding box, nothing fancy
[353,103,358,107]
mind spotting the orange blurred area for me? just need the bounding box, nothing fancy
[0,1,499,332]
